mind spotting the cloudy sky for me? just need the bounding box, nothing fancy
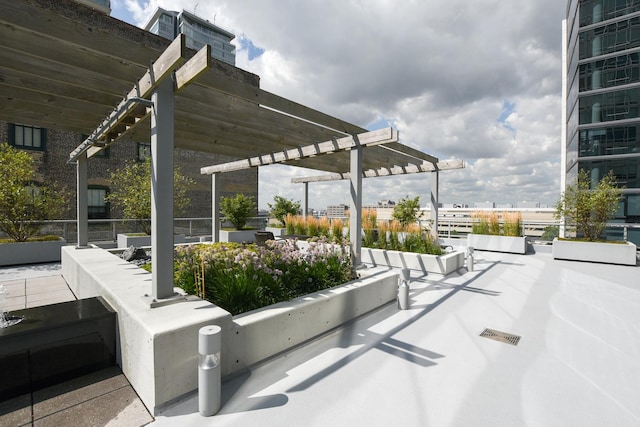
[111,0,565,210]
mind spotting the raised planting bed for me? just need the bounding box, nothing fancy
[0,238,67,266]
[552,238,637,266]
[61,245,399,414]
[360,247,465,275]
[467,234,528,254]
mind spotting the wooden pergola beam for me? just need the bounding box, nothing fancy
[290,159,466,183]
[200,128,398,175]
[69,35,187,162]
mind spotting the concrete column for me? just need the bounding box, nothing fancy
[76,152,88,247]
[430,170,439,239]
[150,78,175,301]
[349,144,363,266]
[211,173,220,243]
[302,182,309,217]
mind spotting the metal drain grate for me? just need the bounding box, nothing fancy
[479,328,521,346]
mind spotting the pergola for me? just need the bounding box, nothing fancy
[2,0,464,306]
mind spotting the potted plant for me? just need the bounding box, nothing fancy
[467,211,527,254]
[0,143,70,265]
[266,195,300,236]
[219,193,257,242]
[553,169,635,265]
[106,159,193,248]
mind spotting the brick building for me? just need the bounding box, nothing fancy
[0,121,257,220]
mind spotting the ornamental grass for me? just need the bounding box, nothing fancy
[174,239,353,315]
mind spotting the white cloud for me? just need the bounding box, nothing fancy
[121,0,565,209]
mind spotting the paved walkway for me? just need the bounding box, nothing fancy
[0,263,153,427]
[151,249,640,427]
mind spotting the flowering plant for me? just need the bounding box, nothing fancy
[174,237,353,315]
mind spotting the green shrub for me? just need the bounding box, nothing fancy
[556,169,622,241]
[0,143,70,242]
[268,196,300,227]
[220,193,256,230]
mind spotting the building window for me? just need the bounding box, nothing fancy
[88,186,109,219]
[8,124,46,150]
[137,142,151,161]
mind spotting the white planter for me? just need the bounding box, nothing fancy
[360,247,465,275]
[0,238,67,266]
[219,229,257,243]
[467,234,528,254]
[116,234,185,248]
[552,238,637,266]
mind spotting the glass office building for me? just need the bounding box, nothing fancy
[145,8,236,66]
[564,0,640,244]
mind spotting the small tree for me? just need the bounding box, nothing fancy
[220,193,257,230]
[0,143,69,242]
[105,159,194,235]
[392,195,421,226]
[268,196,300,226]
[556,169,622,241]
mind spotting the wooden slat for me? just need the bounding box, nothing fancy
[69,35,187,161]
[193,71,366,134]
[200,128,396,174]
[175,45,212,91]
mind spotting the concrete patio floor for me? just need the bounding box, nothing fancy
[0,262,153,427]
[150,248,640,427]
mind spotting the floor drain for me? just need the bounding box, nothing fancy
[479,328,521,346]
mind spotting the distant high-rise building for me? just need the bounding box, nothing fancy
[74,0,110,14]
[144,7,236,65]
[564,0,640,244]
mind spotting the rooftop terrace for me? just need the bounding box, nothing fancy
[147,247,640,426]
[1,247,639,426]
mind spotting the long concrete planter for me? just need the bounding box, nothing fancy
[116,234,185,249]
[467,234,528,254]
[360,247,465,275]
[0,238,67,266]
[61,245,398,414]
[552,238,637,266]
[225,269,399,375]
[219,229,257,243]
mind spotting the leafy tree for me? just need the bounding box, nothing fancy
[392,195,422,226]
[105,158,194,235]
[555,169,622,241]
[0,143,69,242]
[220,193,257,230]
[268,196,300,226]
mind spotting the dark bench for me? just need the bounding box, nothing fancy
[0,297,116,401]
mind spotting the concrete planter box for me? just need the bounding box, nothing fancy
[61,245,398,414]
[116,234,185,248]
[360,247,465,275]
[225,269,399,375]
[219,229,257,243]
[552,238,637,266]
[0,238,67,266]
[467,234,527,254]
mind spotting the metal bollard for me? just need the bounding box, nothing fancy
[466,246,474,272]
[199,325,222,416]
[398,268,411,310]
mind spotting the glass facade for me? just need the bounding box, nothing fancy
[145,9,235,66]
[567,0,640,243]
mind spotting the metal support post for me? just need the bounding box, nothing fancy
[211,173,220,242]
[349,143,363,266]
[76,152,88,247]
[466,246,474,272]
[199,325,221,416]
